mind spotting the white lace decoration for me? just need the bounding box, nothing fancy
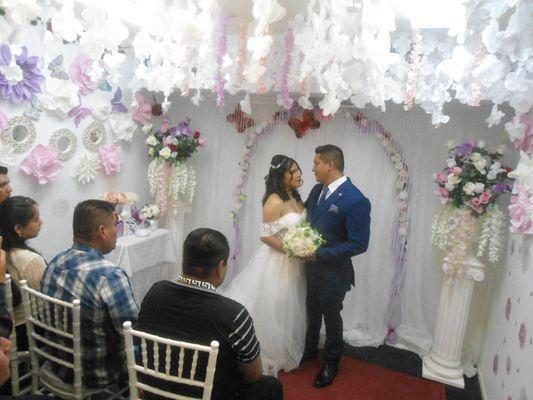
[260,219,286,237]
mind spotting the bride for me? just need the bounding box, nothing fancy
[224,154,307,376]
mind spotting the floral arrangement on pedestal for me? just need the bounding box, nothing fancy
[431,140,513,273]
[144,117,204,214]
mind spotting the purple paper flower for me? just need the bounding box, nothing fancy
[0,44,44,103]
[455,141,474,157]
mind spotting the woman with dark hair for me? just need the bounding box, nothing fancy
[224,154,307,376]
[0,196,45,350]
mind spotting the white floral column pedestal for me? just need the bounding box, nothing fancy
[164,196,192,277]
[423,254,485,388]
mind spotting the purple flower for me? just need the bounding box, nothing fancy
[0,44,44,103]
[492,183,507,193]
[455,141,474,157]
[178,117,194,137]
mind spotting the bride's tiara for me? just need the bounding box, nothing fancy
[270,160,286,169]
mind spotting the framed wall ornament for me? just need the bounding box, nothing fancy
[49,129,77,161]
[1,116,37,152]
[83,121,107,151]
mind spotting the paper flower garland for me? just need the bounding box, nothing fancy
[131,92,152,125]
[98,144,122,175]
[0,44,44,103]
[20,144,63,184]
[72,153,100,184]
[508,184,533,234]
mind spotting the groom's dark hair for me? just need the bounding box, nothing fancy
[182,228,230,279]
[315,145,344,172]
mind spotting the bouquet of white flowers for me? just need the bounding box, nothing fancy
[139,204,161,220]
[282,222,326,258]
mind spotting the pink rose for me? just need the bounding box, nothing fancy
[116,192,128,204]
[466,197,483,213]
[70,54,105,94]
[451,166,462,175]
[20,145,63,185]
[102,192,117,203]
[436,172,447,184]
[435,187,449,204]
[98,145,122,175]
[198,139,206,146]
[160,122,169,134]
[479,191,491,204]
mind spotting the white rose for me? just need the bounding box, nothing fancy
[159,147,171,159]
[487,171,497,180]
[470,152,481,161]
[473,183,485,193]
[474,158,488,173]
[142,123,153,134]
[477,140,485,149]
[496,145,506,155]
[445,140,456,150]
[446,158,456,168]
[447,174,461,185]
[445,183,455,191]
[146,135,158,146]
[463,182,476,195]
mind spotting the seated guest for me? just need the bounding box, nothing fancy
[0,166,12,205]
[41,199,138,389]
[137,228,283,400]
[0,196,45,351]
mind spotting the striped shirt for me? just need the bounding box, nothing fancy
[40,243,138,388]
[136,278,261,400]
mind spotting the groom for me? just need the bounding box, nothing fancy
[302,144,371,388]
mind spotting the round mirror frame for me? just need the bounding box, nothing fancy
[1,116,37,152]
[49,129,78,161]
[83,121,107,152]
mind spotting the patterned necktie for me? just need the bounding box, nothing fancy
[318,185,329,205]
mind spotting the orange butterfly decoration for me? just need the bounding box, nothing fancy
[288,109,321,138]
[227,105,255,133]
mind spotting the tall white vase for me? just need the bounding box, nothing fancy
[164,196,192,277]
[422,254,485,388]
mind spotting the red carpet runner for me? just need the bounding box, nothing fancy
[278,356,446,400]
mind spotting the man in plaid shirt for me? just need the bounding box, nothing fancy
[41,199,138,389]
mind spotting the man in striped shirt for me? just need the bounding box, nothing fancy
[137,228,283,400]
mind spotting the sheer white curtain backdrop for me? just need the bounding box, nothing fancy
[175,95,514,371]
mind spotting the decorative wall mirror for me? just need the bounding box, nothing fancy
[49,129,78,161]
[1,116,37,152]
[83,121,107,151]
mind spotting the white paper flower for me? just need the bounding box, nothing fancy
[83,91,112,120]
[505,115,526,141]
[298,96,313,110]
[240,93,252,115]
[51,3,83,42]
[106,113,137,143]
[72,153,100,184]
[0,143,16,166]
[486,104,505,127]
[1,0,41,26]
[39,78,80,117]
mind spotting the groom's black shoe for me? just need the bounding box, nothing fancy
[313,363,338,388]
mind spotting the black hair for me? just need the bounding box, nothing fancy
[0,166,7,175]
[182,228,229,280]
[315,144,344,172]
[262,154,302,206]
[0,196,39,253]
[73,200,116,242]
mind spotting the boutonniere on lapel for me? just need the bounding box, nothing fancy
[328,204,339,213]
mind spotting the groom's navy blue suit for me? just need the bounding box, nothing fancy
[304,178,371,364]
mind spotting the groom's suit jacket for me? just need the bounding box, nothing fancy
[305,178,371,293]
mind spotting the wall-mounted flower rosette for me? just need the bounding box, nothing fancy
[431,141,513,276]
[144,117,204,214]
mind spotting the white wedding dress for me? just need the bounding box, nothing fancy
[223,211,307,376]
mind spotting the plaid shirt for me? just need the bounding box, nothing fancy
[41,243,139,388]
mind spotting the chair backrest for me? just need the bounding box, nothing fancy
[123,321,219,400]
[19,280,83,400]
[4,274,31,395]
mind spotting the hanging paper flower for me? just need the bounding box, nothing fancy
[508,185,533,234]
[69,53,105,94]
[0,44,44,103]
[98,144,122,175]
[20,144,63,185]
[513,115,533,154]
[72,153,100,184]
[131,92,152,125]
